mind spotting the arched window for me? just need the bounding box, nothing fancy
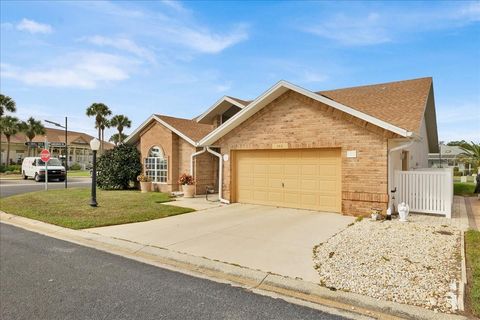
[144,146,168,183]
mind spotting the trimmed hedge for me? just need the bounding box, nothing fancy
[0,164,21,173]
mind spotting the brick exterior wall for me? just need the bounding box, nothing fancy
[138,120,217,195]
[139,121,174,192]
[194,151,218,195]
[215,90,398,216]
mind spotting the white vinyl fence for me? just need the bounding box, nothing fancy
[394,168,453,218]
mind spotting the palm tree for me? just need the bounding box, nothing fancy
[86,103,111,153]
[109,115,131,143]
[22,117,46,156]
[109,133,127,146]
[0,116,21,165]
[460,141,480,174]
[460,141,480,160]
[0,94,16,117]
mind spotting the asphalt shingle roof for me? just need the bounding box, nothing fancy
[156,115,214,141]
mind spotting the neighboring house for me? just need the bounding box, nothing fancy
[428,145,466,171]
[126,77,439,216]
[0,127,113,168]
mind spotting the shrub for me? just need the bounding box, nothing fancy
[96,144,142,190]
[69,163,82,170]
[0,164,21,173]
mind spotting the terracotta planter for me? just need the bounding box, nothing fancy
[182,184,195,198]
[140,181,152,193]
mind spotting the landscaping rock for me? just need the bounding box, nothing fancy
[313,215,461,313]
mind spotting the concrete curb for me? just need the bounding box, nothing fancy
[0,211,468,320]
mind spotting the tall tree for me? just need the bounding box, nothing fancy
[0,94,16,117]
[0,116,21,165]
[109,133,128,146]
[21,117,46,156]
[86,103,111,153]
[0,94,16,164]
[460,141,480,174]
[109,115,131,143]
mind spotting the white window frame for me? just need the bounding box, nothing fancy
[144,146,168,183]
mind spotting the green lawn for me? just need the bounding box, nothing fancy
[465,230,480,317]
[67,170,90,177]
[0,188,194,229]
[454,182,476,196]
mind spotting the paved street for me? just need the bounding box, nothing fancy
[0,177,91,197]
[0,223,346,320]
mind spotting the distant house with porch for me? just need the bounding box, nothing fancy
[0,127,113,168]
[428,144,468,172]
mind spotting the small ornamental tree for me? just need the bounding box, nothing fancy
[97,143,142,190]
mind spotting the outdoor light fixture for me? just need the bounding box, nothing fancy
[45,117,68,188]
[89,138,100,207]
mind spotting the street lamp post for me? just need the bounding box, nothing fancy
[89,138,100,207]
[45,117,68,188]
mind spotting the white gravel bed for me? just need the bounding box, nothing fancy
[313,215,462,313]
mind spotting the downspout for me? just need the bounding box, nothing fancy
[206,146,230,204]
[190,147,207,175]
[387,139,415,212]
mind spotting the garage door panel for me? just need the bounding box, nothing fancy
[300,193,318,207]
[235,149,341,212]
[238,176,253,187]
[253,176,268,187]
[268,164,283,175]
[268,178,283,188]
[284,192,300,205]
[300,179,318,190]
[254,164,268,175]
[284,164,300,175]
[268,191,283,202]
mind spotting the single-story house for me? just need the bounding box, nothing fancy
[126,77,439,216]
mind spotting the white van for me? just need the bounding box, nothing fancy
[22,157,66,182]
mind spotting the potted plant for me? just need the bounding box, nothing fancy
[137,174,152,193]
[179,173,195,198]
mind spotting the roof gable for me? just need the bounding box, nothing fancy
[195,96,248,124]
[318,77,432,133]
[199,80,420,146]
[125,114,214,146]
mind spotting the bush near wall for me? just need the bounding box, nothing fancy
[0,164,21,173]
[96,144,142,190]
[69,163,82,170]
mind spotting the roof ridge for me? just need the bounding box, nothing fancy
[317,77,432,94]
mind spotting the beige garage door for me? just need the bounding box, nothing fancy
[235,149,341,212]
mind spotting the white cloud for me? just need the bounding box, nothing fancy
[75,1,249,54]
[214,82,232,93]
[1,52,137,89]
[306,12,390,46]
[16,18,52,34]
[83,35,157,64]
[165,24,249,54]
[304,2,480,46]
[456,1,480,22]
[160,0,188,13]
[301,71,329,83]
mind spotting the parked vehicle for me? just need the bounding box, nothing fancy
[21,157,66,182]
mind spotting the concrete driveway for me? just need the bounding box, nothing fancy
[87,200,354,283]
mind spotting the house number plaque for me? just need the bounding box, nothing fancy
[272,143,289,149]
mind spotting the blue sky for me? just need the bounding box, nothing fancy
[1,0,479,142]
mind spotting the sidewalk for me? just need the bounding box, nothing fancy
[465,196,480,230]
[0,210,468,320]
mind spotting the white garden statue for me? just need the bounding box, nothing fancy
[398,202,410,222]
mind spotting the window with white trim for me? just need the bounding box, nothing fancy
[144,146,168,183]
